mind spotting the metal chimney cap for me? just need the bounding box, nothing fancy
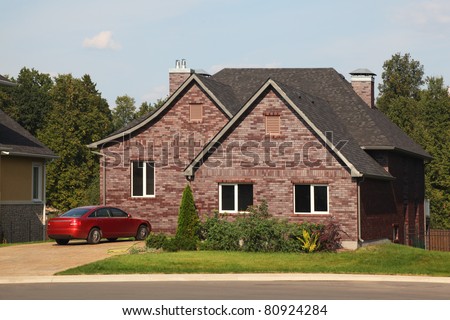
[350,68,376,76]
[169,59,193,74]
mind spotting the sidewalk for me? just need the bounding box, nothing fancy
[1,273,450,285]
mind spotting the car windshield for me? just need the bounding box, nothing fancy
[61,208,91,217]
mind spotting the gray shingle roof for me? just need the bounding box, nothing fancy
[90,66,429,179]
[275,81,392,179]
[0,74,17,87]
[184,79,393,179]
[211,68,430,159]
[0,109,57,158]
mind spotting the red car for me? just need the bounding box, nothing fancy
[47,206,151,245]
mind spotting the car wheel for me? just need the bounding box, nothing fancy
[136,225,149,240]
[107,238,118,242]
[87,228,101,244]
[55,239,69,245]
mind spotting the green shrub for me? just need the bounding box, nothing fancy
[237,201,302,252]
[199,200,343,253]
[200,212,241,251]
[200,200,303,253]
[145,232,168,249]
[175,185,200,250]
[162,237,180,252]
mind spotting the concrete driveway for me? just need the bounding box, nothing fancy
[0,240,144,277]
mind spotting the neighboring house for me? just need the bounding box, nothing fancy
[0,75,57,243]
[89,62,431,249]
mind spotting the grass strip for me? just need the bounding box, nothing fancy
[57,244,450,277]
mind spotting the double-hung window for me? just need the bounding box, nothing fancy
[294,184,329,214]
[219,184,253,213]
[131,161,155,197]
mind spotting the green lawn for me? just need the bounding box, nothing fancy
[57,244,450,276]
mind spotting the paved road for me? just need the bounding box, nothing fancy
[1,280,449,299]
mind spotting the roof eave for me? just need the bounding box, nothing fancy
[361,145,432,160]
[0,79,17,87]
[1,151,59,159]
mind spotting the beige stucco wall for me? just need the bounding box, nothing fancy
[0,156,44,202]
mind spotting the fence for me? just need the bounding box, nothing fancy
[427,229,450,252]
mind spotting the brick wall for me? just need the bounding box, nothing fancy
[361,151,425,244]
[351,80,375,108]
[100,82,229,233]
[192,88,358,242]
[169,72,192,95]
[0,203,44,243]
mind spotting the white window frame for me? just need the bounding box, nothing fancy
[131,161,155,198]
[219,183,253,213]
[293,184,329,214]
[32,163,43,202]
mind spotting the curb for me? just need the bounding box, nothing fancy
[1,273,449,284]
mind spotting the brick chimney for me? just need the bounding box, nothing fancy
[350,68,376,108]
[169,59,194,95]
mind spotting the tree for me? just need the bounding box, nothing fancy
[378,52,425,103]
[417,77,450,229]
[135,98,166,118]
[175,185,200,250]
[37,74,113,210]
[377,53,425,134]
[112,95,136,130]
[0,67,53,135]
[377,53,450,229]
[0,76,15,116]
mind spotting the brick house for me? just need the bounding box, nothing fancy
[89,62,430,249]
[0,75,57,243]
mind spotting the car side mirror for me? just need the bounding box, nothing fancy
[128,214,132,218]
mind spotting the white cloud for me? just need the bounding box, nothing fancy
[82,31,121,50]
[394,0,450,28]
[142,84,168,104]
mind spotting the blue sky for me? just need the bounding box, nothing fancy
[2,0,450,107]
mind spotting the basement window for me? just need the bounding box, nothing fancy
[294,184,329,214]
[131,161,155,197]
[219,184,253,213]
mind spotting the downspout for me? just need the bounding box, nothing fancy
[91,151,106,206]
[357,178,364,246]
[42,160,47,241]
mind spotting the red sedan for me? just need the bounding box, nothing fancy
[47,206,151,245]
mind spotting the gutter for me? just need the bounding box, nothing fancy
[91,151,106,206]
[3,151,59,159]
[357,178,364,245]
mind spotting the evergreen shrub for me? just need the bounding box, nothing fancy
[175,185,200,250]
